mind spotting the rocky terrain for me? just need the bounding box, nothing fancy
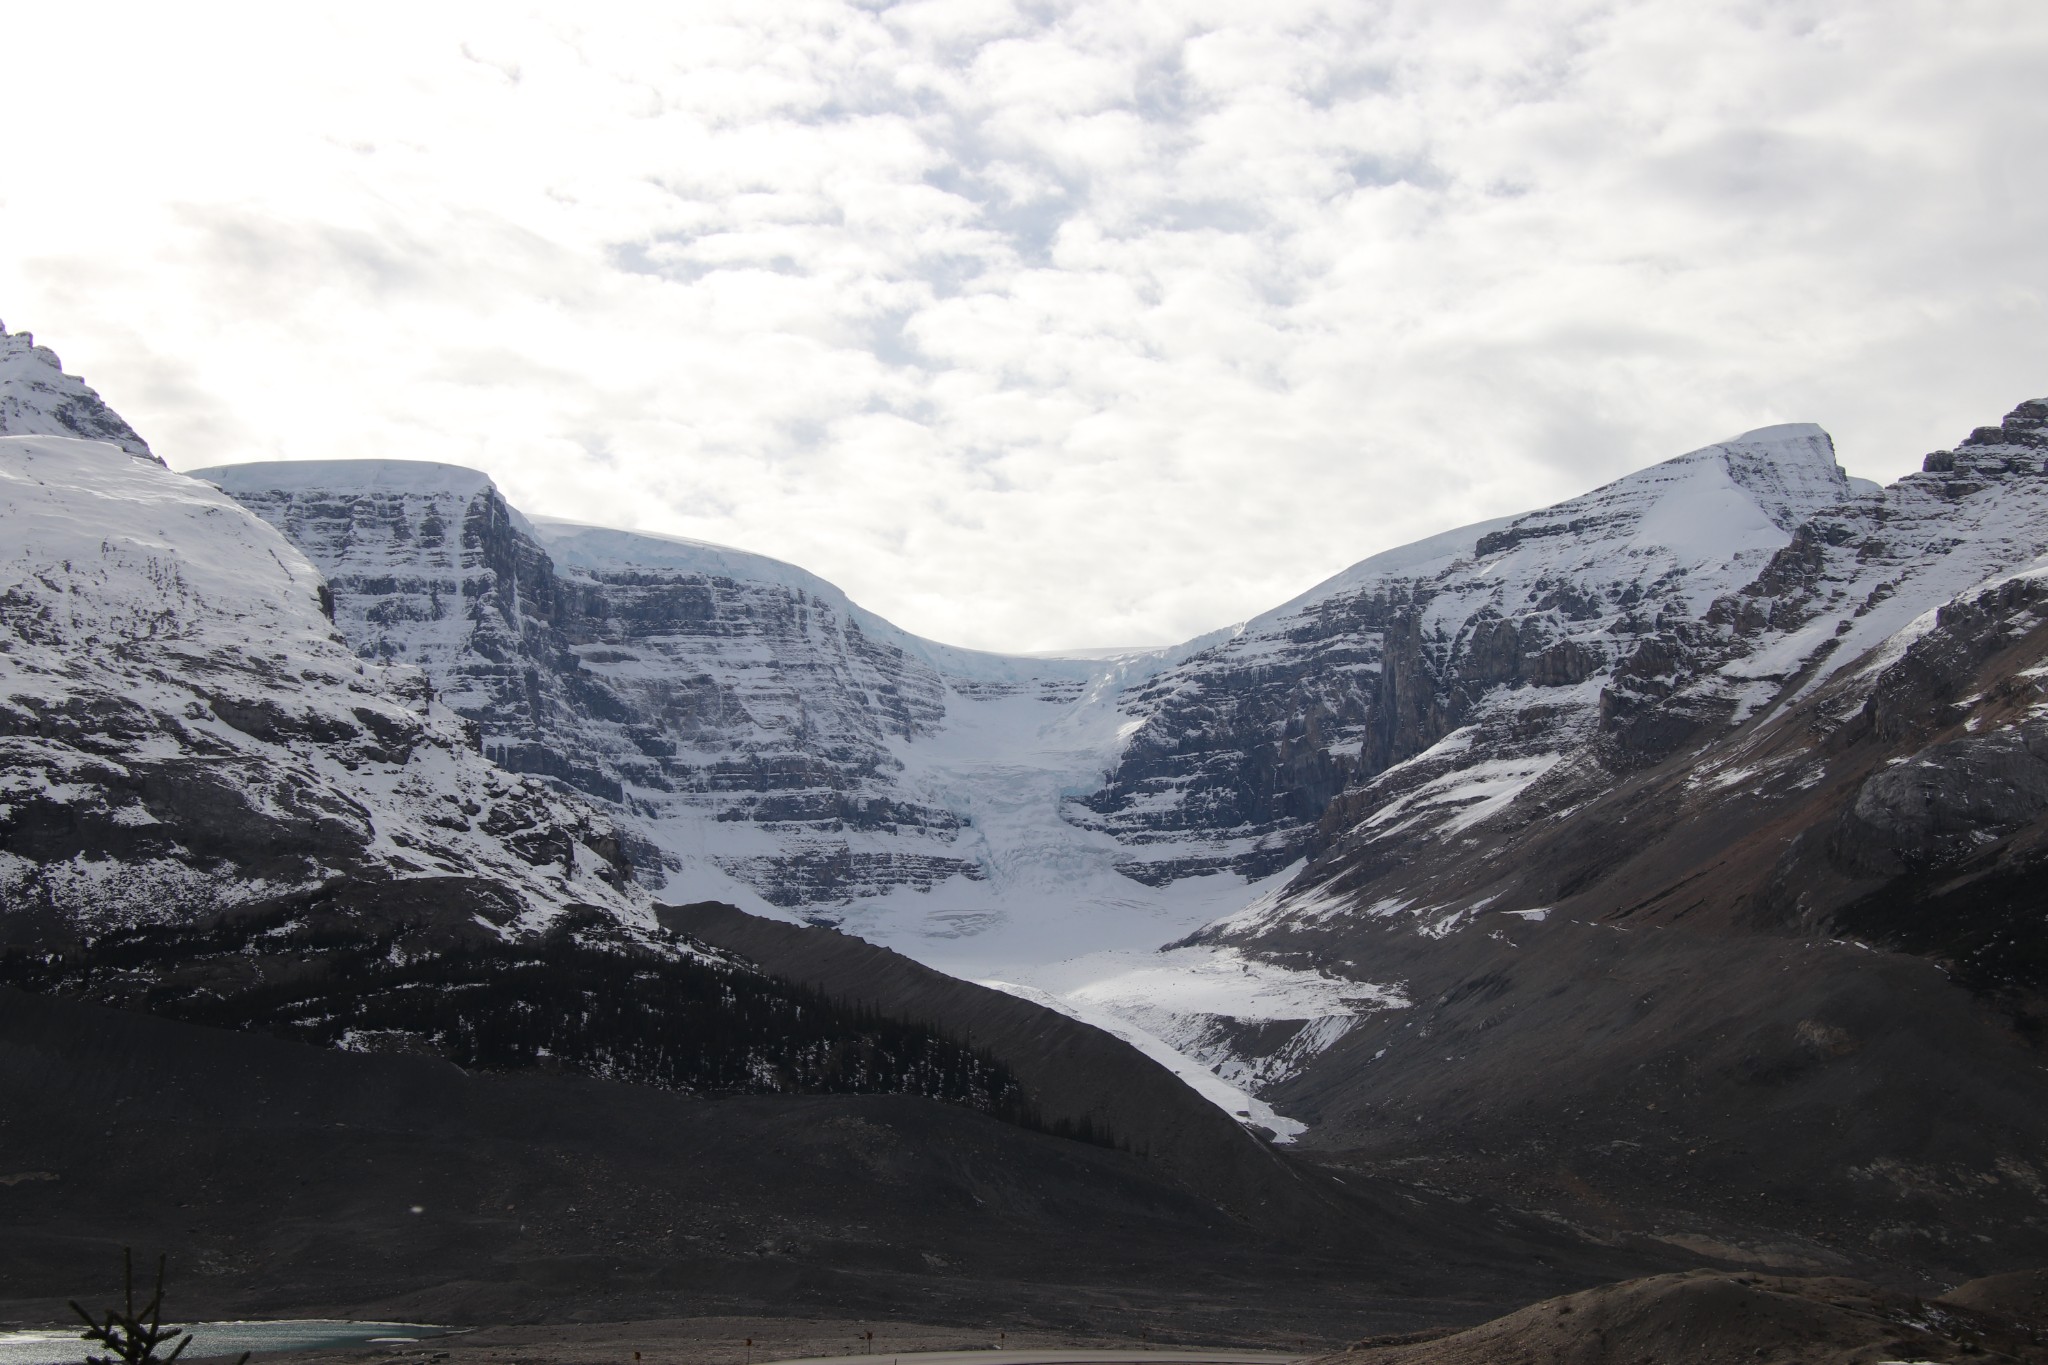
[1330,1268,2048,1364]
[55,1269,2046,1365]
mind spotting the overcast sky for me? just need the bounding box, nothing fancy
[2,2,2043,652]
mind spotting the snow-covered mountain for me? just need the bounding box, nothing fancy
[11,313,2048,1270]
[192,461,1120,908]
[1078,424,1858,882]
[187,405,2048,1159]
[0,322,155,460]
[1139,402,2048,1272]
[1204,403,2048,951]
[0,313,645,949]
[0,340,1106,1130]
[0,434,639,944]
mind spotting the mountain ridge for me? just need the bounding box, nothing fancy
[11,317,2048,1278]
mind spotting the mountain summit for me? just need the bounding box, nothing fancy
[0,322,155,460]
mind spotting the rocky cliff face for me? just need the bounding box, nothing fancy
[194,465,1063,908]
[193,427,1868,923]
[191,463,617,792]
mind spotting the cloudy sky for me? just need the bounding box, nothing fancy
[2,2,2043,651]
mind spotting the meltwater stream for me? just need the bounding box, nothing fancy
[0,1323,452,1365]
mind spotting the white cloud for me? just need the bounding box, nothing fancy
[0,0,2043,652]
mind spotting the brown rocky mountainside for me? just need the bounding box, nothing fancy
[1194,405,2048,1281]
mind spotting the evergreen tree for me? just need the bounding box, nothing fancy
[70,1250,246,1365]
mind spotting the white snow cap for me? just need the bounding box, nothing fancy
[1245,420,1848,633]
[537,516,1132,683]
[196,458,499,498]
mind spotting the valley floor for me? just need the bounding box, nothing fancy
[78,1269,2048,1365]
[258,1322,1315,1365]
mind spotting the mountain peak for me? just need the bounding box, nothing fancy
[1464,422,1849,577]
[1710,421,1848,531]
[1942,398,2048,460]
[0,321,157,462]
[1725,420,1832,446]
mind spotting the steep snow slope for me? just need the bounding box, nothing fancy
[0,437,640,938]
[0,323,155,460]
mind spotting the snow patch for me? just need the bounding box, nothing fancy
[981,977,1310,1143]
[1365,753,1566,837]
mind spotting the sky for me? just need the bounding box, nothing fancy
[1,2,2044,653]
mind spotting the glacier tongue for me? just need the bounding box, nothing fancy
[188,455,1327,1131]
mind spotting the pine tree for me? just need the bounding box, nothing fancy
[70,1250,246,1365]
